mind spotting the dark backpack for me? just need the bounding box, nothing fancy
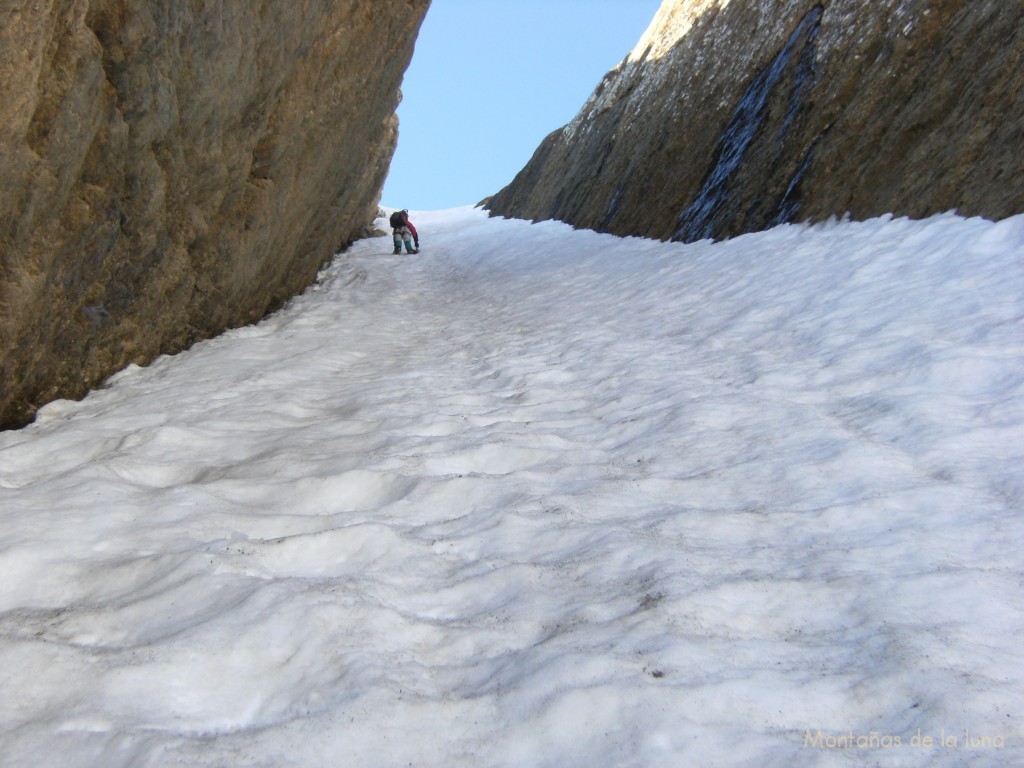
[389,211,405,228]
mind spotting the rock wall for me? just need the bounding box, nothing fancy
[485,0,1024,243]
[0,0,429,429]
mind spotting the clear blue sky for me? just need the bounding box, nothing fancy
[381,0,663,211]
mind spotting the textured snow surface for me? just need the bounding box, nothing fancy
[2,207,1022,767]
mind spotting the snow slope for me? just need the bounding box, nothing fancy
[1,207,1022,767]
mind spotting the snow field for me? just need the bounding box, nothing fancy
[1,206,1022,767]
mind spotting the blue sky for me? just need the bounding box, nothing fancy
[381,0,663,211]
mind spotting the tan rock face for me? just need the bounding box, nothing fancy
[0,0,429,429]
[485,0,1024,242]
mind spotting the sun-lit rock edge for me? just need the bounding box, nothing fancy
[486,0,1024,245]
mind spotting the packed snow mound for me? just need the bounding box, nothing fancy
[1,207,1022,766]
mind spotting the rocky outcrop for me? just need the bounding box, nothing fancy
[0,0,429,429]
[486,0,1024,243]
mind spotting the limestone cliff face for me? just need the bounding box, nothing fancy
[0,0,429,429]
[486,0,1024,243]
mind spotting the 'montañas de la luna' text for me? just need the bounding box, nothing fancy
[804,729,1005,750]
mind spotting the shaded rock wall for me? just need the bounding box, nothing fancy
[0,0,429,429]
[486,0,1024,243]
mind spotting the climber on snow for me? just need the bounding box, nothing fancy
[390,209,419,254]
